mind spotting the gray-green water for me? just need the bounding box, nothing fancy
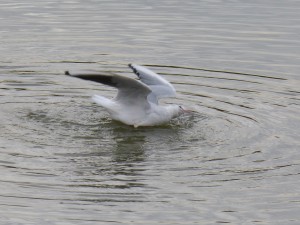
[1,1,299,224]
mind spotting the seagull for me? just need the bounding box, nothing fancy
[65,64,190,127]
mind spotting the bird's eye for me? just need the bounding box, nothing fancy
[179,106,183,109]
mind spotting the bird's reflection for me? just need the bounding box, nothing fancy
[112,133,145,163]
[63,119,184,183]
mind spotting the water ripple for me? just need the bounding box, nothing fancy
[1,0,300,224]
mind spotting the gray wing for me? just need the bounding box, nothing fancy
[128,64,176,104]
[65,71,151,107]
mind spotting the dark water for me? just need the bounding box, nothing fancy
[0,0,300,224]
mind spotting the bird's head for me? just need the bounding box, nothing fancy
[168,105,196,118]
[178,105,195,114]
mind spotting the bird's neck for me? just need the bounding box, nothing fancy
[163,105,180,119]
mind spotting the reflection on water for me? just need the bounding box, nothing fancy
[0,0,300,224]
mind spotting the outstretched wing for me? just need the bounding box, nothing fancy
[128,64,176,104]
[65,71,151,107]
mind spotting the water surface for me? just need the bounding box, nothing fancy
[0,0,299,224]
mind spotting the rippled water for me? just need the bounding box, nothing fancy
[1,0,300,224]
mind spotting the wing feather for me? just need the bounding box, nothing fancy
[128,64,176,103]
[65,71,151,108]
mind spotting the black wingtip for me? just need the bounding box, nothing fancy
[128,64,140,77]
[128,64,135,72]
[65,71,70,75]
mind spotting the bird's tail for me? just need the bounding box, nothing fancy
[92,95,115,109]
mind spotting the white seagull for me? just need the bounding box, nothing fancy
[65,64,189,127]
